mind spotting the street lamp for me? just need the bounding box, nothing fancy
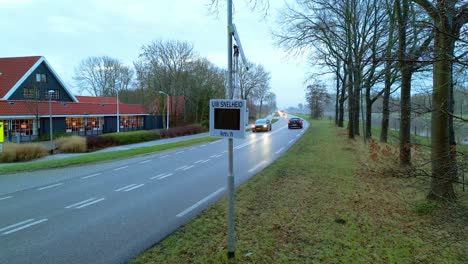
[116,90,120,133]
[159,91,169,130]
[48,90,55,154]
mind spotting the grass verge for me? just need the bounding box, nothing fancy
[0,137,218,174]
[131,119,466,263]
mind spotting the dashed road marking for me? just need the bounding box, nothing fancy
[248,161,268,173]
[0,196,13,201]
[156,173,174,180]
[139,160,151,164]
[1,218,48,235]
[114,166,129,171]
[160,155,169,159]
[176,165,189,171]
[122,184,144,192]
[183,165,194,171]
[175,151,185,155]
[65,197,106,209]
[81,173,102,179]
[37,183,63,191]
[176,188,225,218]
[115,184,137,192]
[288,139,294,144]
[275,147,285,154]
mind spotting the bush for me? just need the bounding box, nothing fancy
[159,124,206,138]
[55,136,87,153]
[86,135,117,151]
[39,132,72,141]
[101,130,160,145]
[0,142,48,162]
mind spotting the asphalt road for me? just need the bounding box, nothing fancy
[0,116,308,264]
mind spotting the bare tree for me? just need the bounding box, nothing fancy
[73,56,134,97]
[238,63,270,101]
[306,80,331,119]
[412,0,467,202]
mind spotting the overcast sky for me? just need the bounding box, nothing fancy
[0,0,312,108]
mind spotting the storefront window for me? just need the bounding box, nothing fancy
[11,119,34,136]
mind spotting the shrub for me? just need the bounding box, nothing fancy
[159,124,206,138]
[0,142,48,162]
[39,132,72,141]
[86,135,117,151]
[55,136,87,153]
[101,130,160,145]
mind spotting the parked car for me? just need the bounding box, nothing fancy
[252,119,272,132]
[288,117,303,129]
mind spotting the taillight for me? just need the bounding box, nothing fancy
[288,121,291,124]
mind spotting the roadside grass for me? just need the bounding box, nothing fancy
[131,120,466,263]
[0,137,218,174]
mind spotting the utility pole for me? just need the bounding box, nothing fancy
[226,0,235,259]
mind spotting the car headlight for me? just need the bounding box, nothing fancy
[263,125,267,128]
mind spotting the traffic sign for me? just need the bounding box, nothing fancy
[209,99,246,139]
[0,122,4,143]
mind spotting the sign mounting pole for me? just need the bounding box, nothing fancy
[227,0,235,259]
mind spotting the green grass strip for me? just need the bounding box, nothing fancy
[130,119,465,263]
[0,137,218,174]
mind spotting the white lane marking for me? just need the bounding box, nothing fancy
[275,147,285,154]
[0,219,34,233]
[176,165,189,171]
[123,184,144,192]
[209,141,220,144]
[114,166,129,171]
[156,173,174,180]
[248,160,268,173]
[194,160,204,164]
[139,160,151,164]
[222,150,227,153]
[75,198,105,209]
[2,219,48,235]
[200,145,207,147]
[175,151,185,154]
[177,188,225,218]
[65,198,96,209]
[183,165,195,171]
[0,196,13,201]
[151,173,167,180]
[210,155,218,158]
[37,183,63,191]
[296,134,300,137]
[81,173,102,179]
[288,139,294,144]
[160,155,169,159]
[213,154,222,158]
[190,148,197,151]
[115,184,137,192]
[200,159,210,164]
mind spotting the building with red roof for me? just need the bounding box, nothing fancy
[0,56,161,142]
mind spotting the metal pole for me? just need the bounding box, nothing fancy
[227,0,235,259]
[117,91,120,133]
[49,94,53,154]
[167,95,170,129]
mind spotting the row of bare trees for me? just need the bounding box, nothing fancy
[275,0,467,202]
[73,39,275,126]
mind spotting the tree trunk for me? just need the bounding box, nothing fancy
[400,70,412,165]
[365,88,372,139]
[380,75,391,142]
[427,15,456,201]
[347,66,355,139]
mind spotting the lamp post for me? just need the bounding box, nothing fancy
[159,91,169,129]
[116,90,120,133]
[48,90,55,154]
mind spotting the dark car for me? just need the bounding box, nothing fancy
[252,119,272,132]
[288,118,303,129]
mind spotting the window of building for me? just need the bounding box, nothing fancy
[65,118,84,132]
[36,73,47,83]
[11,119,34,136]
[23,87,40,99]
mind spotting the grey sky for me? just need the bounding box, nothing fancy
[1,0,310,108]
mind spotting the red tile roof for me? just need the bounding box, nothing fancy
[0,56,42,99]
[75,96,119,104]
[0,100,146,117]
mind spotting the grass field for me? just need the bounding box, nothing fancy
[0,137,218,174]
[131,120,467,263]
